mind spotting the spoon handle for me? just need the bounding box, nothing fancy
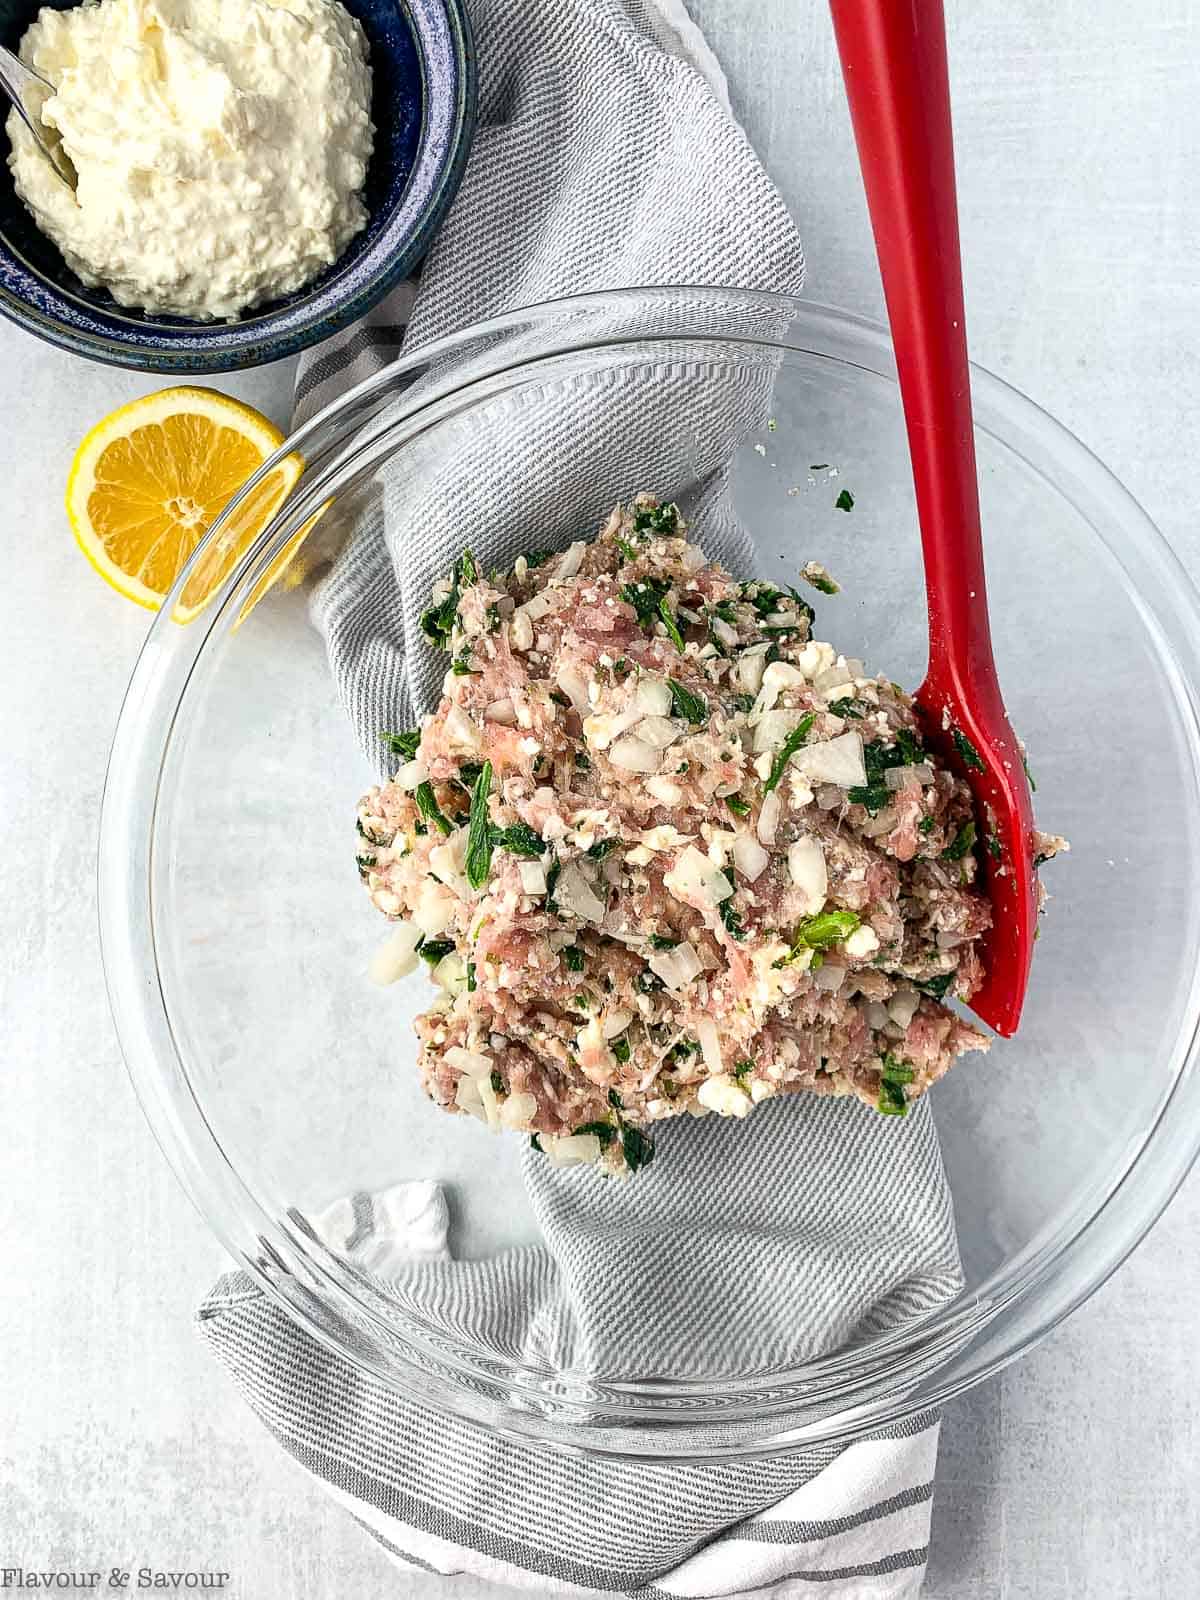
[827,0,994,694]
[0,45,74,188]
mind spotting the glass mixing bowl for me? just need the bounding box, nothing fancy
[99,290,1200,1460]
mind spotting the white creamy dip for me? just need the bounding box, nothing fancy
[7,0,374,321]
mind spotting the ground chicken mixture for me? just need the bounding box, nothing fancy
[357,498,1042,1174]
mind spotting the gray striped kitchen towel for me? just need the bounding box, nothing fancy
[199,1,961,1593]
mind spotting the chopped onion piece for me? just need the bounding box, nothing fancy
[680,544,707,572]
[711,616,739,649]
[753,708,805,754]
[648,941,703,990]
[518,590,553,622]
[646,776,684,806]
[883,760,935,790]
[510,610,534,651]
[787,835,827,912]
[547,1133,603,1167]
[609,735,660,773]
[865,1000,891,1031]
[486,699,517,725]
[637,716,680,749]
[813,962,846,992]
[499,1092,538,1131]
[889,988,921,1028]
[454,1075,487,1123]
[555,542,586,581]
[444,703,483,754]
[368,922,423,985]
[395,759,428,791]
[446,1045,493,1080]
[663,845,733,910]
[518,859,548,895]
[555,861,607,922]
[602,1007,634,1040]
[794,731,866,787]
[733,645,769,696]
[756,788,782,846]
[695,1015,725,1076]
[636,676,673,717]
[732,832,769,882]
[555,665,589,716]
[432,952,467,994]
[413,880,456,936]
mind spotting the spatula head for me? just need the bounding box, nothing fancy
[914,678,1039,1038]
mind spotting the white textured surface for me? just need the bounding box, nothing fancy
[0,2,1196,1596]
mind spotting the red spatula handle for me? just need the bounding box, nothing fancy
[828,0,993,691]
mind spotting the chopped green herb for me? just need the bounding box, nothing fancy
[658,597,685,653]
[986,833,1002,863]
[895,728,924,764]
[725,795,751,818]
[571,990,594,1010]
[916,971,955,1000]
[802,566,840,595]
[575,752,591,771]
[355,854,376,874]
[450,648,475,676]
[877,1078,908,1116]
[622,1125,655,1172]
[418,938,455,966]
[530,1133,544,1153]
[632,502,680,535]
[828,698,863,719]
[613,658,630,681]
[616,537,638,561]
[419,588,458,650]
[847,784,891,815]
[733,1057,754,1081]
[764,712,816,793]
[942,820,977,861]
[490,1070,504,1094]
[835,489,855,513]
[676,761,689,775]
[490,821,545,859]
[574,1120,617,1147]
[789,909,861,954]
[485,604,502,633]
[414,782,453,836]
[455,550,478,588]
[720,900,746,940]
[381,729,421,760]
[608,1088,624,1110]
[413,821,428,837]
[1021,752,1037,792]
[464,761,495,889]
[730,693,756,714]
[649,934,678,950]
[588,838,619,861]
[636,968,664,994]
[549,688,572,709]
[668,678,707,724]
[611,1035,632,1064]
[918,815,936,836]
[544,859,561,911]
[457,761,484,792]
[952,727,985,772]
[880,1053,915,1085]
[563,946,585,973]
[467,961,476,993]
[621,577,670,628]
[712,601,739,624]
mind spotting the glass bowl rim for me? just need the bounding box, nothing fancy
[98,287,1200,1459]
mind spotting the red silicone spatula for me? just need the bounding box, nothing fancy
[828,0,1037,1036]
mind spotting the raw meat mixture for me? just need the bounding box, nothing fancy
[356,498,1046,1173]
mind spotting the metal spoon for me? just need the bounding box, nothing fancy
[0,45,76,189]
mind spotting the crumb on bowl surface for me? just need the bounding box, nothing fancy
[358,497,1063,1174]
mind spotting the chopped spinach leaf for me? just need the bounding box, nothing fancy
[789,909,861,954]
[835,489,855,512]
[563,946,585,973]
[880,1053,915,1085]
[916,971,956,1000]
[668,678,707,724]
[733,1057,754,1082]
[455,550,478,588]
[544,859,561,911]
[381,729,421,760]
[608,1088,624,1110]
[828,698,863,719]
[632,502,679,535]
[464,761,495,889]
[942,820,977,861]
[917,815,936,836]
[574,1120,617,1147]
[490,821,545,859]
[490,1070,504,1094]
[877,1078,908,1116]
[636,967,664,994]
[414,782,453,836]
[418,938,455,966]
[729,693,756,714]
[725,795,751,818]
[530,1133,544,1153]
[355,854,376,874]
[649,934,678,950]
[450,648,475,676]
[986,832,1002,863]
[419,589,458,650]
[466,961,476,993]
[622,1125,655,1172]
[1021,751,1037,792]
[764,712,816,793]
[720,901,746,940]
[952,727,985,772]
[658,597,685,653]
[611,1035,632,1064]
[588,838,619,860]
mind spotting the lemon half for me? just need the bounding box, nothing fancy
[66,386,304,623]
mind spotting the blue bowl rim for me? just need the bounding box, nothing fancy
[0,0,476,374]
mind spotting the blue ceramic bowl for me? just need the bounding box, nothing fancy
[0,0,474,372]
